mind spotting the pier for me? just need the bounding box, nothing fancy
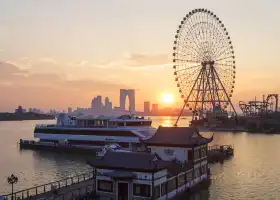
[2,172,95,200]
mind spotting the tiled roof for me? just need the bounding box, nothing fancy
[143,126,213,147]
[87,151,171,172]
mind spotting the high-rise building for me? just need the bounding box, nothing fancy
[105,97,110,106]
[91,96,103,111]
[151,104,159,114]
[144,101,150,114]
[104,97,113,111]
[120,89,135,112]
[68,107,72,114]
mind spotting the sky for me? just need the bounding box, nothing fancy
[0,0,280,112]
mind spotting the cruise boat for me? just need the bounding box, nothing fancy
[34,113,156,148]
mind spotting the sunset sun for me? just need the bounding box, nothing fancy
[161,93,175,105]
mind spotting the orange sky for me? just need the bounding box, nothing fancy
[0,0,280,112]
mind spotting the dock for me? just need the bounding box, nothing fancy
[19,140,101,154]
[207,145,234,163]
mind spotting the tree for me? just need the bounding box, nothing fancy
[7,174,18,200]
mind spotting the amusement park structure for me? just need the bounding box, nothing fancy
[172,8,237,126]
[239,94,279,116]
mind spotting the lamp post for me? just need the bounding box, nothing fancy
[7,174,18,200]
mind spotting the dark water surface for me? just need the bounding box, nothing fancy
[1,117,280,199]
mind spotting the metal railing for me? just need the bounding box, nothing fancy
[2,171,94,200]
[208,145,234,152]
[52,184,95,200]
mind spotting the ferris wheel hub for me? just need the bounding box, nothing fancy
[201,61,215,66]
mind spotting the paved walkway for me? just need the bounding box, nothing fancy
[23,179,95,200]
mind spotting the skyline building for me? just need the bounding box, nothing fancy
[151,104,159,114]
[91,95,103,112]
[144,101,150,114]
[68,107,72,114]
[120,89,135,112]
[104,97,113,112]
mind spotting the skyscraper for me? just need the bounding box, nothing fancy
[144,101,150,114]
[91,96,103,114]
[120,89,135,112]
[104,97,113,111]
[151,104,159,114]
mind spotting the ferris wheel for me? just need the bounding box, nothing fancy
[173,8,237,125]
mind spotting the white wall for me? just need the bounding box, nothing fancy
[154,169,168,179]
[149,146,191,162]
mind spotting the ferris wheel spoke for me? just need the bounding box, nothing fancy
[178,67,201,80]
[185,18,208,55]
[180,68,201,80]
[193,13,208,54]
[174,51,200,60]
[214,56,234,62]
[215,63,234,67]
[174,58,201,63]
[213,46,233,60]
[208,22,223,56]
[175,64,201,73]
[211,28,229,58]
[176,37,203,60]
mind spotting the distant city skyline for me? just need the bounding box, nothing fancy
[0,1,280,112]
[63,89,190,116]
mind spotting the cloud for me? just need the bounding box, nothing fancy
[38,57,59,65]
[126,53,170,67]
[0,61,28,80]
[0,61,128,111]
[95,53,171,70]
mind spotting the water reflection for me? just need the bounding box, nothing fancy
[161,117,173,127]
[2,118,280,199]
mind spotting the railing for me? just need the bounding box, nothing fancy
[208,145,234,152]
[2,171,94,200]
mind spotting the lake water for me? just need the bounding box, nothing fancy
[1,117,280,199]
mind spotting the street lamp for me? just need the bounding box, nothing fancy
[7,174,18,200]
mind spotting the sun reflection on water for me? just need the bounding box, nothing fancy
[161,117,172,127]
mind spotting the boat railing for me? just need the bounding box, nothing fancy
[35,124,56,128]
[35,124,154,129]
[1,171,94,200]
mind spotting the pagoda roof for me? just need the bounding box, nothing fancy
[87,151,171,172]
[143,126,213,147]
